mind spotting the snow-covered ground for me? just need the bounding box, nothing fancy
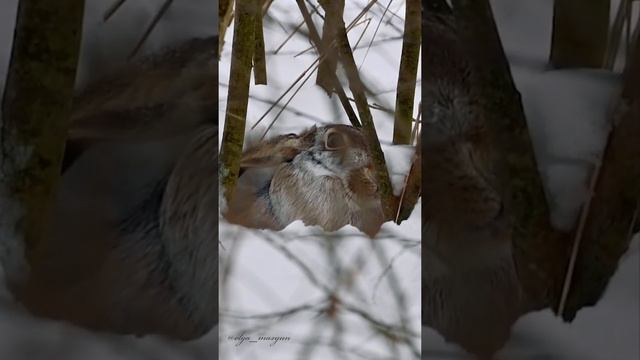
[218,2,421,359]
[422,0,639,358]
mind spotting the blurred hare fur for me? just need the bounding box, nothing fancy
[423,6,522,358]
[225,125,385,237]
[15,37,218,340]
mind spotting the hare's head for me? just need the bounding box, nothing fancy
[300,124,373,177]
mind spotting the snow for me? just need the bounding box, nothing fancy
[421,0,639,358]
[218,2,421,359]
[498,234,640,360]
[0,264,219,359]
[422,234,640,359]
[516,68,620,230]
[1,0,217,359]
[219,201,422,360]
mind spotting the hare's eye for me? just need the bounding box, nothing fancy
[325,131,347,150]
[285,133,297,139]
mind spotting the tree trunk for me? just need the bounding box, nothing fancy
[561,30,640,320]
[219,0,259,202]
[295,0,360,127]
[332,20,396,220]
[392,0,421,145]
[0,0,84,286]
[550,0,610,68]
[219,0,234,56]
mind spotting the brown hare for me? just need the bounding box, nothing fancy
[423,4,522,358]
[225,124,384,237]
[14,37,218,340]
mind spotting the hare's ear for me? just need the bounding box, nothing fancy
[68,101,213,142]
[240,146,300,168]
[240,155,278,168]
[69,37,216,143]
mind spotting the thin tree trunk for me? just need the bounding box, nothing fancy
[396,132,421,223]
[295,0,360,128]
[561,32,640,320]
[393,0,421,145]
[550,0,610,68]
[316,0,342,94]
[220,0,259,202]
[219,0,234,56]
[253,0,267,85]
[0,0,85,286]
[327,8,395,220]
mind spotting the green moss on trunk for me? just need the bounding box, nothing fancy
[219,0,259,202]
[1,0,85,269]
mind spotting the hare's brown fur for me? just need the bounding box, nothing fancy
[423,8,522,358]
[226,125,384,237]
[17,37,218,340]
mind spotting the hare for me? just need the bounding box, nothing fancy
[224,128,316,229]
[225,125,384,237]
[14,37,218,340]
[61,36,217,172]
[423,6,522,358]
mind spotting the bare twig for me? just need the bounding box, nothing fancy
[254,0,268,85]
[295,0,361,127]
[260,58,318,139]
[395,129,421,223]
[219,0,234,56]
[330,6,395,219]
[560,30,640,319]
[250,57,321,131]
[316,0,343,93]
[557,155,603,315]
[103,0,128,21]
[128,0,174,59]
[358,0,393,71]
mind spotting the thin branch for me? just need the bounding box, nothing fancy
[103,0,128,21]
[358,0,393,71]
[219,0,234,56]
[316,0,343,93]
[223,299,326,320]
[260,58,318,139]
[295,0,361,127]
[560,30,640,319]
[128,0,174,59]
[254,0,268,85]
[392,0,420,145]
[329,4,395,219]
[557,155,603,315]
[250,57,321,130]
[395,129,421,223]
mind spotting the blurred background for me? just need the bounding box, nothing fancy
[424,0,639,359]
[1,0,218,359]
